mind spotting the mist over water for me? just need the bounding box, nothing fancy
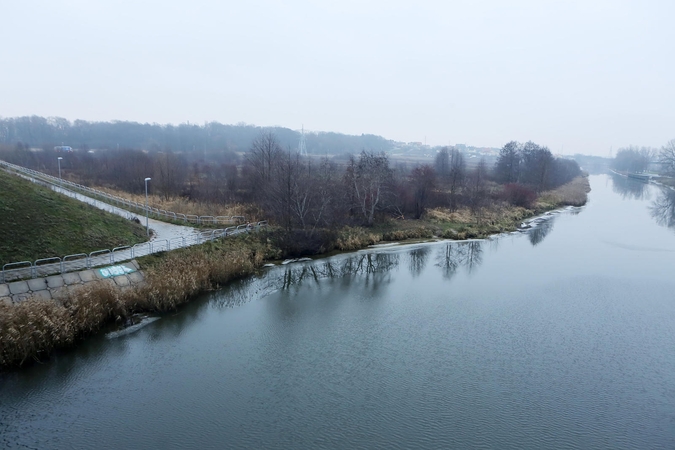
[1,175,675,449]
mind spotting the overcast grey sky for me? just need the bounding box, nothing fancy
[2,0,674,155]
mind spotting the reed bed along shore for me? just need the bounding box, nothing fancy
[0,176,590,369]
[0,235,269,368]
[536,175,591,208]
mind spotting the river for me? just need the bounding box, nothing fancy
[1,174,675,449]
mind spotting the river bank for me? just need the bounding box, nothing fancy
[5,174,675,450]
[0,176,590,369]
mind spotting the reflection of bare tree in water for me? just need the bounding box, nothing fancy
[436,244,461,279]
[212,275,267,309]
[434,240,484,279]
[212,253,403,309]
[610,173,650,200]
[465,241,483,273]
[406,247,431,277]
[528,218,555,246]
[650,188,675,231]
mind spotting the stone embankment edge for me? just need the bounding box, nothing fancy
[0,260,145,305]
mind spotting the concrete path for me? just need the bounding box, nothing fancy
[47,182,201,243]
[1,165,263,283]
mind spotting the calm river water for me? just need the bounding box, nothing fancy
[2,174,675,449]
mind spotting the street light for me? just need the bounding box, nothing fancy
[57,157,63,186]
[144,177,151,236]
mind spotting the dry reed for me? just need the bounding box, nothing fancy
[0,238,267,368]
[537,175,591,208]
[94,185,261,221]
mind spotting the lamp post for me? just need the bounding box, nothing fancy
[57,157,63,187]
[144,177,151,236]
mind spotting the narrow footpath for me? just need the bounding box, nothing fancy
[1,167,258,283]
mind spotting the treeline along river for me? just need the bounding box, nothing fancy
[1,174,675,449]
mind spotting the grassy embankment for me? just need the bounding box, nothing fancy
[0,170,147,265]
[0,175,590,368]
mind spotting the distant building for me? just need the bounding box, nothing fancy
[54,146,73,152]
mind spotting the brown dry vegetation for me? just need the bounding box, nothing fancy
[536,175,591,208]
[424,175,590,239]
[0,235,268,368]
[94,185,263,222]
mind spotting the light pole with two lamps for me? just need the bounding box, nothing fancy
[144,177,151,236]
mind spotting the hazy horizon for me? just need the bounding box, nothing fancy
[2,0,673,156]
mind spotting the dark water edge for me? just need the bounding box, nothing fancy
[1,174,675,450]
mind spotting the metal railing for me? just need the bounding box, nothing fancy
[0,221,268,284]
[0,160,246,226]
[0,158,269,284]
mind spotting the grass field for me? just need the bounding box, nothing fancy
[0,170,147,265]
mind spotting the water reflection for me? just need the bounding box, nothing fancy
[434,241,484,279]
[215,252,402,307]
[216,242,489,307]
[406,246,431,277]
[650,188,675,231]
[610,172,650,200]
[528,218,555,246]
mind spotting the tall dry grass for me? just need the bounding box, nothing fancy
[335,227,382,251]
[537,175,591,208]
[94,185,262,221]
[0,237,267,368]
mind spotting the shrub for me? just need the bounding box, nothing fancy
[502,183,537,208]
[266,229,338,258]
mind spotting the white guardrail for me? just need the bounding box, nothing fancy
[0,160,246,225]
[0,160,268,283]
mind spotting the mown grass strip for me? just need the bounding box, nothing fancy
[0,170,147,265]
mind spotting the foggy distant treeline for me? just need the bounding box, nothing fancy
[494,141,581,191]
[610,139,675,175]
[0,133,581,238]
[611,146,656,173]
[0,116,393,155]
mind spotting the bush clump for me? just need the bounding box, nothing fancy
[502,183,537,208]
[266,229,338,258]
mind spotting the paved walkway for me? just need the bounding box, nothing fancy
[1,166,262,283]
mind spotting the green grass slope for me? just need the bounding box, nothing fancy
[0,170,147,265]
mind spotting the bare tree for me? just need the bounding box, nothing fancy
[659,139,675,176]
[344,151,393,226]
[448,148,465,211]
[155,151,187,200]
[466,158,489,222]
[311,157,340,229]
[266,148,300,230]
[246,130,283,188]
[410,164,436,219]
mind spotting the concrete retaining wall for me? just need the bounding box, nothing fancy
[0,261,145,305]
